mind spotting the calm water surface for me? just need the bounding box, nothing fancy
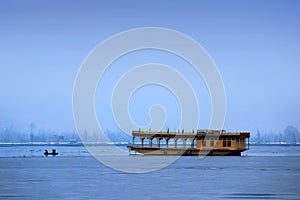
[0,145,299,199]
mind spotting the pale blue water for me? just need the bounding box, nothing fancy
[0,145,300,199]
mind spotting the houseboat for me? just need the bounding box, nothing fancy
[127,129,250,156]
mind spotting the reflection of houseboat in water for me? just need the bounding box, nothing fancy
[127,129,250,156]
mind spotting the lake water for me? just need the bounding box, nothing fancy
[0,144,300,199]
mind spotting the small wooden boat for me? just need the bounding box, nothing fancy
[44,149,58,156]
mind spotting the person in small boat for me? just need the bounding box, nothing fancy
[44,149,58,156]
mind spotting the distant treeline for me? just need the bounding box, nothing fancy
[0,124,131,143]
[0,127,79,143]
[251,125,299,144]
[0,124,299,144]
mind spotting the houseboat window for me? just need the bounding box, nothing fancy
[223,139,226,147]
[227,139,231,147]
[202,140,206,147]
[210,139,214,147]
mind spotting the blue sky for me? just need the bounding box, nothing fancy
[0,0,299,133]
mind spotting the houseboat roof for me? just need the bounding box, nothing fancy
[132,129,250,138]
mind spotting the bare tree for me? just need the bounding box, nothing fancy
[284,126,299,144]
[29,123,35,143]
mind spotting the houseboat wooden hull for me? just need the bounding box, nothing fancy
[127,146,244,156]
